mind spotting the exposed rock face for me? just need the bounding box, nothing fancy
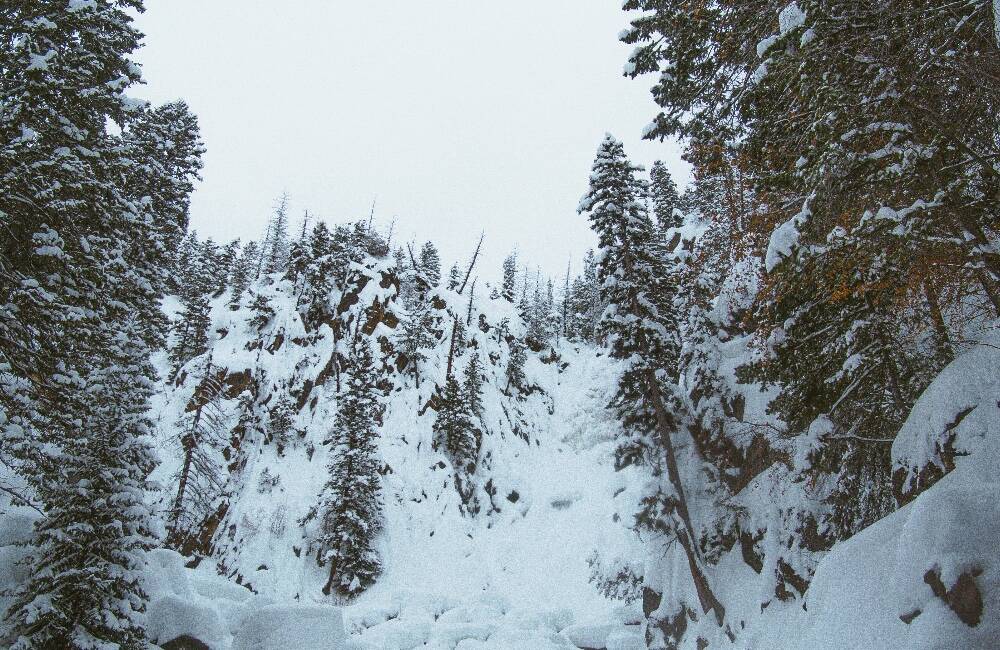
[161,635,212,650]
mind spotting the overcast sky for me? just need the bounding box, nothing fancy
[132,1,689,283]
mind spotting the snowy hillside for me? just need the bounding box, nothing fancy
[128,254,660,648]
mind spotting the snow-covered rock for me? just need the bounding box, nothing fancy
[232,603,347,650]
[604,627,645,650]
[562,622,619,649]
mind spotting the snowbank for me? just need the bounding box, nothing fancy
[145,549,351,650]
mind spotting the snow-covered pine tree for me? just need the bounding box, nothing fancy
[734,0,999,552]
[505,341,527,395]
[229,241,257,310]
[649,160,681,231]
[295,221,338,328]
[462,350,485,453]
[268,393,296,455]
[433,376,473,466]
[215,239,241,295]
[199,237,223,294]
[317,338,384,599]
[0,1,177,646]
[170,260,213,377]
[419,241,442,287]
[263,193,291,274]
[247,289,275,333]
[501,252,518,302]
[399,294,436,387]
[579,134,727,636]
[447,262,461,290]
[118,99,205,344]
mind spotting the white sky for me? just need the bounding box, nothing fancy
[132,1,689,284]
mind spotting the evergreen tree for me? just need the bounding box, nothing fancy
[398,296,436,387]
[169,292,212,377]
[119,99,204,322]
[268,393,296,454]
[579,135,725,632]
[462,350,485,452]
[447,262,461,290]
[248,291,275,331]
[301,221,339,326]
[170,239,215,376]
[0,2,178,647]
[229,241,257,310]
[263,193,291,274]
[433,375,477,473]
[419,241,442,287]
[175,230,202,291]
[505,341,527,395]
[199,237,223,294]
[317,339,383,599]
[501,252,518,302]
[216,239,241,295]
[649,160,681,231]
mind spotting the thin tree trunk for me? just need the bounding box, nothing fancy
[645,368,727,627]
[922,279,954,361]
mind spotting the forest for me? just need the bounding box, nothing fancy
[0,2,998,649]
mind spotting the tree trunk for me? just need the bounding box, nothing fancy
[645,368,726,627]
[922,279,954,362]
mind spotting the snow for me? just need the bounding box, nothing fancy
[26,50,55,72]
[891,332,1000,487]
[562,622,619,648]
[778,2,806,35]
[605,627,645,650]
[995,0,1000,48]
[232,604,348,650]
[756,35,778,59]
[764,201,810,272]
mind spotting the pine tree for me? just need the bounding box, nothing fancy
[419,241,442,287]
[0,2,175,647]
[229,241,257,310]
[119,99,204,334]
[199,237,223,294]
[580,134,726,631]
[447,262,461,290]
[317,339,383,599]
[433,375,477,473]
[248,291,275,331]
[268,393,296,455]
[501,252,518,302]
[505,341,527,395]
[170,291,212,377]
[399,296,436,387]
[462,351,485,452]
[263,193,291,274]
[649,161,681,231]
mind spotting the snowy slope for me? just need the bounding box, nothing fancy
[139,259,650,648]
